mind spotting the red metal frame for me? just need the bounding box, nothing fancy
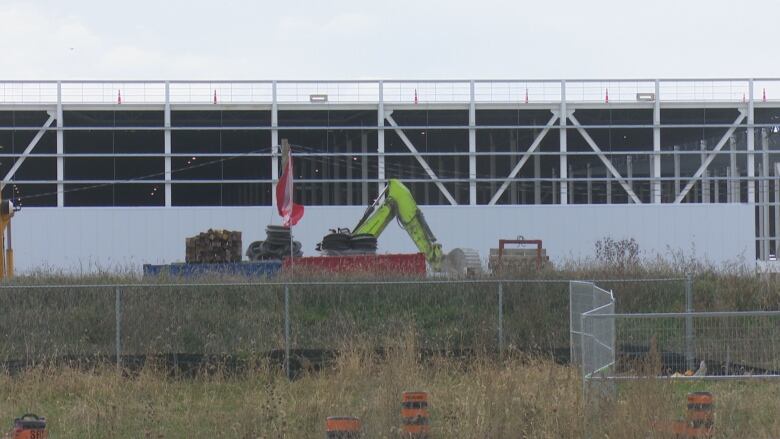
[497,239,544,270]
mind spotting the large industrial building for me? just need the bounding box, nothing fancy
[0,79,776,272]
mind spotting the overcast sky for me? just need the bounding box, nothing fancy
[1,0,778,80]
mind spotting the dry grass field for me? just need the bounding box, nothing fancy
[0,256,778,437]
[0,340,778,438]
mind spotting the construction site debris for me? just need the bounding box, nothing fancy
[489,247,548,272]
[246,225,303,261]
[185,229,242,264]
[316,228,378,255]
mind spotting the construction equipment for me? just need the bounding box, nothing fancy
[0,199,16,279]
[318,179,481,275]
[246,225,303,261]
[12,414,46,439]
[489,238,548,272]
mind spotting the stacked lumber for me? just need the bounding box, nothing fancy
[185,229,242,263]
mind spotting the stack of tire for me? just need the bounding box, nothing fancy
[316,228,378,255]
[246,225,303,261]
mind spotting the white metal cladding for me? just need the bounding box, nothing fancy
[11,204,753,274]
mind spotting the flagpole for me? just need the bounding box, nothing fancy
[281,138,294,275]
[289,223,294,274]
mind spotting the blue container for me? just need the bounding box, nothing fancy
[143,261,282,278]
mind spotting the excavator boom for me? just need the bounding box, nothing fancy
[352,180,444,270]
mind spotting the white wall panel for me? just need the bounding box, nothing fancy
[11,204,754,274]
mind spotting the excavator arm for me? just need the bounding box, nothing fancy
[352,179,444,270]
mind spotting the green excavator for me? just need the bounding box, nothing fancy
[317,179,482,275]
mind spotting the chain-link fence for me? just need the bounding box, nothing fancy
[0,280,562,377]
[573,280,780,437]
[0,278,688,377]
[598,311,780,379]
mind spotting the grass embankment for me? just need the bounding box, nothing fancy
[0,263,779,361]
[0,343,778,438]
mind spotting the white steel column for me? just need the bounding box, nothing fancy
[730,135,738,203]
[701,140,710,203]
[468,81,476,205]
[626,156,633,203]
[56,82,64,207]
[653,80,661,203]
[271,81,279,207]
[559,81,568,205]
[759,164,766,259]
[586,163,592,204]
[533,153,541,204]
[763,129,770,259]
[164,82,172,207]
[568,165,574,203]
[674,145,680,198]
[748,80,756,203]
[378,81,385,197]
[726,168,732,203]
[346,136,353,205]
[361,132,369,204]
[714,169,720,202]
[775,162,780,257]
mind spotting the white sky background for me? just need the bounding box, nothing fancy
[1,0,778,80]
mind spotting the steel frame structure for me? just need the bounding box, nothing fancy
[2,78,780,259]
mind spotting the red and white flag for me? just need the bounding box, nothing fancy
[276,143,304,227]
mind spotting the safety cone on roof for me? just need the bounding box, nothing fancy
[414,88,418,104]
[524,88,529,104]
[117,90,122,104]
[742,93,746,103]
[763,88,767,102]
[605,88,609,103]
[213,89,218,104]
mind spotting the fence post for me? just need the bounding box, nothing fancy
[284,284,291,380]
[115,287,122,370]
[497,282,504,355]
[685,273,694,371]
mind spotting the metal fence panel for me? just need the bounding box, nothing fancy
[604,312,780,378]
[570,281,615,368]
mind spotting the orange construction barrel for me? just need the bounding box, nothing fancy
[13,414,47,439]
[686,392,714,437]
[326,416,361,439]
[401,391,430,438]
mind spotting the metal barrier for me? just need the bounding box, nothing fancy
[589,311,780,380]
[2,79,780,104]
[0,278,689,379]
[0,279,568,378]
[573,280,780,436]
[569,281,616,392]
